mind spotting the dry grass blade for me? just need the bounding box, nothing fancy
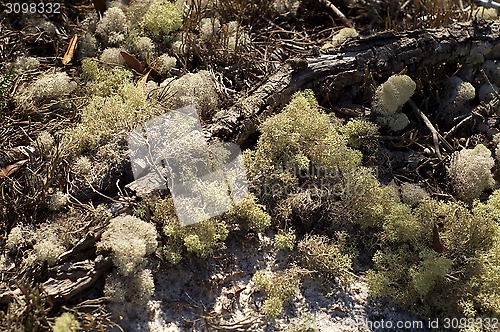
[121,51,146,74]
[0,159,28,178]
[136,70,151,91]
[62,34,78,65]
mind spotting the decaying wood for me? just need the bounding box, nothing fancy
[57,231,103,263]
[43,256,112,301]
[209,20,500,144]
[0,256,112,303]
[1,230,108,304]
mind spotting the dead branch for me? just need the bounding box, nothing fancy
[318,0,353,27]
[408,99,454,159]
[42,256,113,301]
[209,20,500,144]
[0,256,113,303]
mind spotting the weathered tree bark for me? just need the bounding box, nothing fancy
[0,256,112,303]
[42,256,113,301]
[0,231,109,304]
[209,20,500,144]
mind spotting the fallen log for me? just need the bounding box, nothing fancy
[0,256,112,303]
[42,256,113,301]
[208,20,500,144]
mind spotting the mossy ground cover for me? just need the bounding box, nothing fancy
[0,0,500,331]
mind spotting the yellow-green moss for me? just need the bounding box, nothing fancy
[151,198,229,262]
[140,0,183,41]
[297,233,352,283]
[252,266,305,317]
[53,312,80,332]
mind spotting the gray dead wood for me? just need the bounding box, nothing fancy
[42,256,113,301]
[208,20,500,144]
[0,256,112,303]
[0,229,108,304]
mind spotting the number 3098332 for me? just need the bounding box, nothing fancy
[4,2,61,14]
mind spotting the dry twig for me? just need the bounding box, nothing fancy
[408,99,454,159]
[318,0,353,27]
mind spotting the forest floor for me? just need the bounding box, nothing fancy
[0,0,500,331]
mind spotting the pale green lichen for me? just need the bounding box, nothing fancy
[447,144,495,202]
[47,190,68,211]
[297,234,352,283]
[230,194,272,232]
[377,112,410,131]
[28,72,77,103]
[322,27,358,50]
[252,266,305,317]
[140,0,183,41]
[382,202,423,245]
[100,47,126,65]
[440,76,475,122]
[156,54,177,75]
[72,156,92,176]
[340,118,379,148]
[274,229,296,250]
[410,249,453,298]
[152,197,229,262]
[164,70,220,119]
[372,75,416,116]
[128,35,155,60]
[34,233,65,266]
[97,215,158,276]
[400,182,429,206]
[96,7,130,46]
[13,56,39,71]
[255,89,361,173]
[65,59,160,155]
[53,312,80,332]
[6,225,33,250]
[198,17,221,41]
[35,131,55,156]
[80,58,134,96]
[104,269,155,304]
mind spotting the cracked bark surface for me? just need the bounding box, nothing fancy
[0,231,111,304]
[208,20,500,145]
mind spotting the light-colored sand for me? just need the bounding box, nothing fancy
[109,233,429,332]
